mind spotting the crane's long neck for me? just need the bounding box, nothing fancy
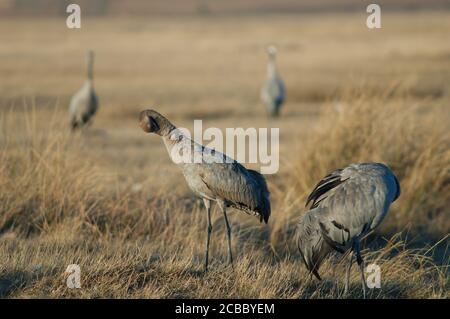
[161,126,196,166]
[162,126,180,151]
[267,55,278,78]
[87,55,94,81]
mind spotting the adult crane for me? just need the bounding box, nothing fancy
[297,163,400,297]
[69,50,98,130]
[139,109,271,271]
[261,45,285,117]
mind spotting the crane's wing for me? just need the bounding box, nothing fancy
[198,162,271,223]
[304,163,397,252]
[305,168,346,209]
[262,77,284,107]
[88,90,98,115]
[298,163,400,278]
[275,78,285,106]
[69,85,98,129]
[298,167,370,278]
[69,89,85,117]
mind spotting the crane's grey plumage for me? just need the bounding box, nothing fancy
[139,109,271,271]
[69,50,98,130]
[261,46,285,117]
[297,163,400,297]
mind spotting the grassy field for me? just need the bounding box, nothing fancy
[0,11,449,298]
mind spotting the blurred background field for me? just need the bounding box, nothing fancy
[0,0,449,298]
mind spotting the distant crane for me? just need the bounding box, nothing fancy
[139,109,271,271]
[297,163,400,298]
[261,45,285,117]
[69,50,98,130]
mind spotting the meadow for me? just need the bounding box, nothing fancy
[0,11,449,298]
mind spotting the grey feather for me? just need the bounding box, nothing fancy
[261,46,285,117]
[69,51,98,130]
[297,163,400,279]
[297,209,332,280]
[197,164,271,223]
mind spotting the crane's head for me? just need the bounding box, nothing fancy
[139,109,175,136]
[266,45,278,57]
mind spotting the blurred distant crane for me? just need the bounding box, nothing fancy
[139,109,271,271]
[261,45,285,117]
[69,50,98,130]
[297,163,400,298]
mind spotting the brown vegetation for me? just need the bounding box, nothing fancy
[0,10,449,298]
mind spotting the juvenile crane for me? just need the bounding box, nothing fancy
[69,50,98,130]
[261,45,285,117]
[297,163,400,297]
[139,109,271,271]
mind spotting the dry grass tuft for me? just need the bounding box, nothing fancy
[288,87,450,237]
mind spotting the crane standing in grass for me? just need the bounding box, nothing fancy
[261,45,285,117]
[297,163,400,298]
[139,109,271,271]
[69,50,98,130]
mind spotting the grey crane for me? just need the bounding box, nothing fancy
[260,45,285,117]
[296,163,400,297]
[69,50,98,130]
[139,109,271,271]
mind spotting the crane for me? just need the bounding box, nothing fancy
[139,109,271,271]
[297,163,400,297]
[69,50,98,130]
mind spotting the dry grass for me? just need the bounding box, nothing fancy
[0,92,448,299]
[0,11,449,298]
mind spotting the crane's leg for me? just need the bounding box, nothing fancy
[219,201,233,267]
[353,240,368,299]
[203,199,212,272]
[344,252,353,296]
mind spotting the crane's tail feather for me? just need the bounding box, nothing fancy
[297,210,332,280]
[298,246,322,281]
[247,169,271,223]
